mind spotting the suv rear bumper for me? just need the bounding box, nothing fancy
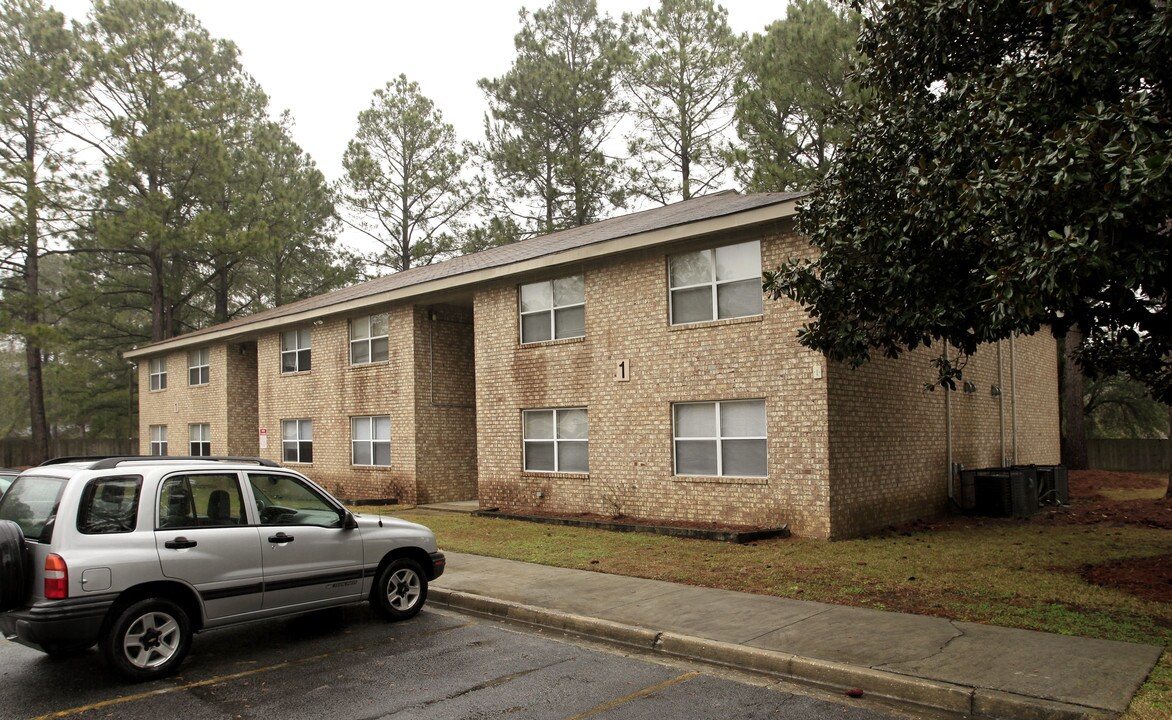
[0,594,116,651]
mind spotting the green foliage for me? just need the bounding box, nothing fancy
[1084,374,1169,440]
[764,0,1171,403]
[341,75,477,273]
[733,0,860,192]
[479,0,628,234]
[621,0,742,203]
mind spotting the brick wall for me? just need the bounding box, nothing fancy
[474,221,835,536]
[826,332,1060,538]
[413,305,478,503]
[254,308,419,501]
[137,345,230,457]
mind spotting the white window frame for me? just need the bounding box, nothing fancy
[187,348,210,386]
[281,419,313,464]
[351,416,391,466]
[522,408,589,473]
[672,400,768,477]
[668,240,762,325]
[281,328,312,374]
[148,357,167,391]
[519,275,586,344]
[350,314,389,365]
[189,423,211,456]
[149,425,168,456]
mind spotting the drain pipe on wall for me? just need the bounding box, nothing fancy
[1010,333,1019,464]
[998,340,1006,465]
[945,341,954,503]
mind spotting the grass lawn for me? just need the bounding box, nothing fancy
[355,473,1171,719]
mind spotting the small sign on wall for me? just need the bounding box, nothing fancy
[615,358,630,382]
[259,427,268,449]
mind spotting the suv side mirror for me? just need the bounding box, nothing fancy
[342,511,359,530]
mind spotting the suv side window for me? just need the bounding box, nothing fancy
[248,473,343,527]
[158,473,245,528]
[77,476,141,534]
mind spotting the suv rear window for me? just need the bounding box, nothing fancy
[78,476,142,534]
[0,475,67,542]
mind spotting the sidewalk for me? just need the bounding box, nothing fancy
[430,552,1162,720]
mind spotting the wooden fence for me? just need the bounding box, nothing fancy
[0,438,136,469]
[1088,439,1170,472]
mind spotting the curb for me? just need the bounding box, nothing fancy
[429,588,1114,720]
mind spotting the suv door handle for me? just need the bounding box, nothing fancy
[164,537,197,549]
[268,532,294,544]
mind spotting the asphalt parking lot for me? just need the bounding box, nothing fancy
[0,605,914,720]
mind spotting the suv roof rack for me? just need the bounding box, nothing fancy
[38,456,117,466]
[88,456,280,470]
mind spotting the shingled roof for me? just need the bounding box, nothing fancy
[124,190,804,358]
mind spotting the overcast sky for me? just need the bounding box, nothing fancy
[53,0,791,187]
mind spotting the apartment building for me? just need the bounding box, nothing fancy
[126,191,1060,538]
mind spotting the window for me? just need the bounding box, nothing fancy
[350,314,389,365]
[523,408,588,473]
[281,328,312,373]
[248,473,344,527]
[148,358,167,391]
[78,476,141,534]
[281,419,313,463]
[188,347,210,385]
[352,416,391,466]
[673,400,767,477]
[189,423,211,456]
[520,275,585,344]
[149,425,168,456]
[669,240,762,325]
[158,474,244,528]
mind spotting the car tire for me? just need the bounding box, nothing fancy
[370,558,427,621]
[0,519,26,612]
[101,598,191,682]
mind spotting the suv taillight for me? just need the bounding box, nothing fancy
[45,554,68,599]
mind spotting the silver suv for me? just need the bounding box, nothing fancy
[0,456,444,681]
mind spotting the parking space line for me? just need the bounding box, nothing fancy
[30,650,337,720]
[564,671,701,720]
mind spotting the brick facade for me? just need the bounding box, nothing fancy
[130,196,1061,539]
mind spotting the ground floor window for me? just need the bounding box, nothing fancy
[149,425,168,456]
[673,400,767,477]
[352,416,391,466]
[281,419,313,463]
[523,408,588,473]
[189,423,211,456]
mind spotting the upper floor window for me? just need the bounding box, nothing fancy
[148,358,167,391]
[149,425,168,456]
[520,275,584,344]
[673,400,767,477]
[281,419,313,463]
[188,348,210,385]
[350,314,388,365]
[281,328,312,373]
[352,416,391,466]
[189,423,211,456]
[523,408,588,473]
[668,240,762,325]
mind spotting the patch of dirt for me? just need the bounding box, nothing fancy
[1083,554,1172,605]
[496,509,767,533]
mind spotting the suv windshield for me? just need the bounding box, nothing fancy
[0,474,67,541]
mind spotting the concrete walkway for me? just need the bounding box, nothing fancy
[430,552,1162,720]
